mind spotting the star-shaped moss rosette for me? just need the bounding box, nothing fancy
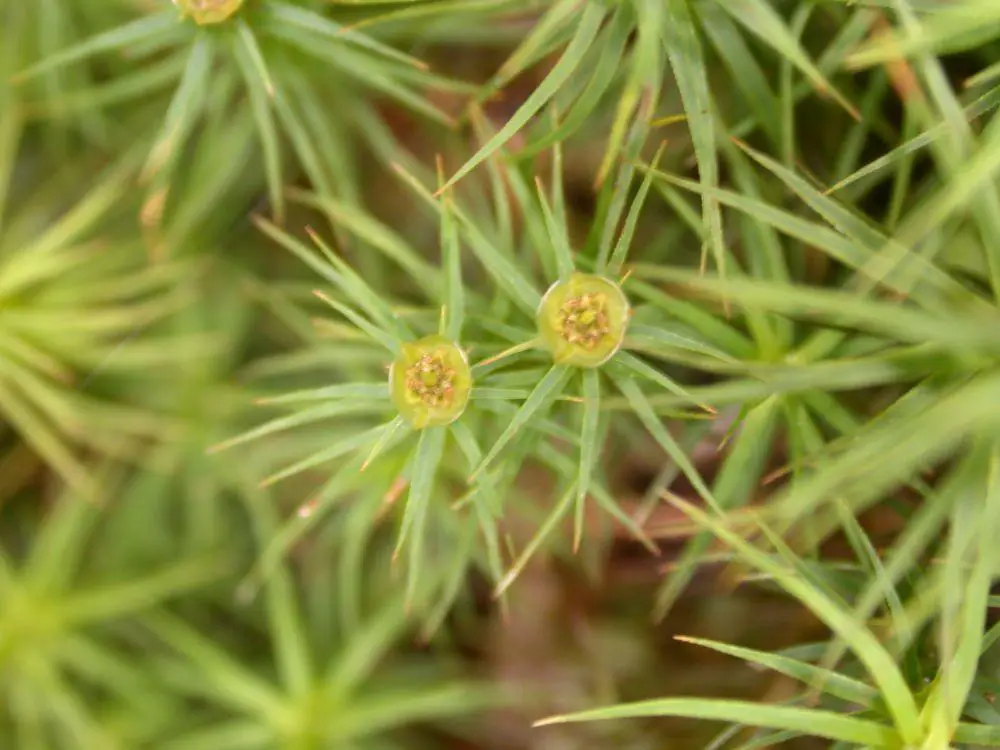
[209,193,541,617]
[384,135,728,594]
[12,0,469,254]
[0,97,196,495]
[141,487,491,749]
[0,479,224,748]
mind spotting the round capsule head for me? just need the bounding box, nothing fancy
[390,335,472,429]
[537,273,630,368]
[174,0,244,24]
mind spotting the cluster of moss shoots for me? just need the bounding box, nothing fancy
[389,274,628,430]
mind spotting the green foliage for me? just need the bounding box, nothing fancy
[4,0,1000,747]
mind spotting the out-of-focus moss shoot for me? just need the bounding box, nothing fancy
[537,273,629,368]
[173,0,244,25]
[390,335,472,429]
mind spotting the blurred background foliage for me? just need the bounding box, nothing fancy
[3,0,1000,748]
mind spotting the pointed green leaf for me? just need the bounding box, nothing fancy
[662,0,726,279]
[232,21,283,223]
[470,364,572,480]
[716,0,858,120]
[398,425,447,605]
[145,612,285,719]
[12,12,180,82]
[535,149,575,280]
[141,33,214,184]
[262,2,429,70]
[259,422,393,488]
[517,9,633,159]
[615,373,717,509]
[537,698,896,746]
[575,369,600,548]
[257,383,389,406]
[324,599,411,696]
[677,636,877,706]
[495,481,575,596]
[438,3,606,192]
[608,142,665,276]
[392,162,541,314]
[288,188,441,297]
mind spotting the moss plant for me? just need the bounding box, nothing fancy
[209,209,518,620]
[6,0,1000,748]
[0,479,223,746]
[13,0,468,253]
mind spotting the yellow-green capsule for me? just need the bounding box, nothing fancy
[537,272,630,368]
[173,0,244,25]
[390,335,472,429]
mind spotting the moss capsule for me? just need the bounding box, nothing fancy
[537,273,630,368]
[390,335,472,429]
[173,0,244,24]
